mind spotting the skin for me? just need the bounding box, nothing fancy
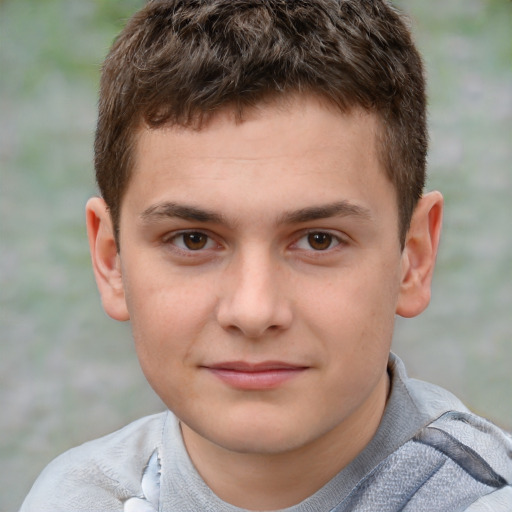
[86,95,443,510]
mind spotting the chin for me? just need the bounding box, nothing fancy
[218,432,305,455]
[202,414,327,456]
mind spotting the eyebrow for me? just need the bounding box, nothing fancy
[139,200,372,225]
[278,201,372,224]
[140,202,226,224]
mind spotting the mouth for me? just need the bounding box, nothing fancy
[202,361,308,390]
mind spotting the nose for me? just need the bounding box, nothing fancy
[216,249,293,338]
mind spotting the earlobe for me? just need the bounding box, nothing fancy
[85,197,130,322]
[396,191,443,318]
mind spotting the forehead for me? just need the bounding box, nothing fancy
[133,96,379,171]
[125,95,395,223]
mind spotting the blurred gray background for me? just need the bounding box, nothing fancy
[1,1,510,510]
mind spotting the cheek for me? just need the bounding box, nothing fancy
[126,283,209,410]
[304,260,400,328]
[123,271,214,367]
[298,257,401,376]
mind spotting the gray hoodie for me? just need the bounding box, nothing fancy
[20,355,512,511]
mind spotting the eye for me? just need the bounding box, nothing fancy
[294,231,341,251]
[169,231,216,251]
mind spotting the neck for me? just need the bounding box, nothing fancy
[182,371,390,510]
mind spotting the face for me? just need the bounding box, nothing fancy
[98,97,412,455]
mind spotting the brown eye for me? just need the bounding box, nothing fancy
[307,232,333,250]
[182,232,209,250]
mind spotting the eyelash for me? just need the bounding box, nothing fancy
[292,231,345,252]
[162,229,347,255]
[162,230,221,253]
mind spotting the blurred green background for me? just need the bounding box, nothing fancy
[1,0,511,510]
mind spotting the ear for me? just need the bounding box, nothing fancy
[85,197,130,321]
[396,191,443,318]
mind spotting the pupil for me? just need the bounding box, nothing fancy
[308,232,332,250]
[184,232,207,250]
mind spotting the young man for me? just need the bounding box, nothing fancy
[21,1,512,510]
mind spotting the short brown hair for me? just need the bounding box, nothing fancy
[95,0,427,247]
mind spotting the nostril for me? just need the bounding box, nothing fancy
[225,325,244,336]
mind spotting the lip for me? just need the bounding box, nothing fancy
[203,361,308,390]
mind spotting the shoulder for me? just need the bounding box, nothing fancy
[418,410,512,484]
[411,410,512,510]
[339,408,512,511]
[390,354,512,483]
[347,355,512,510]
[20,411,169,512]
